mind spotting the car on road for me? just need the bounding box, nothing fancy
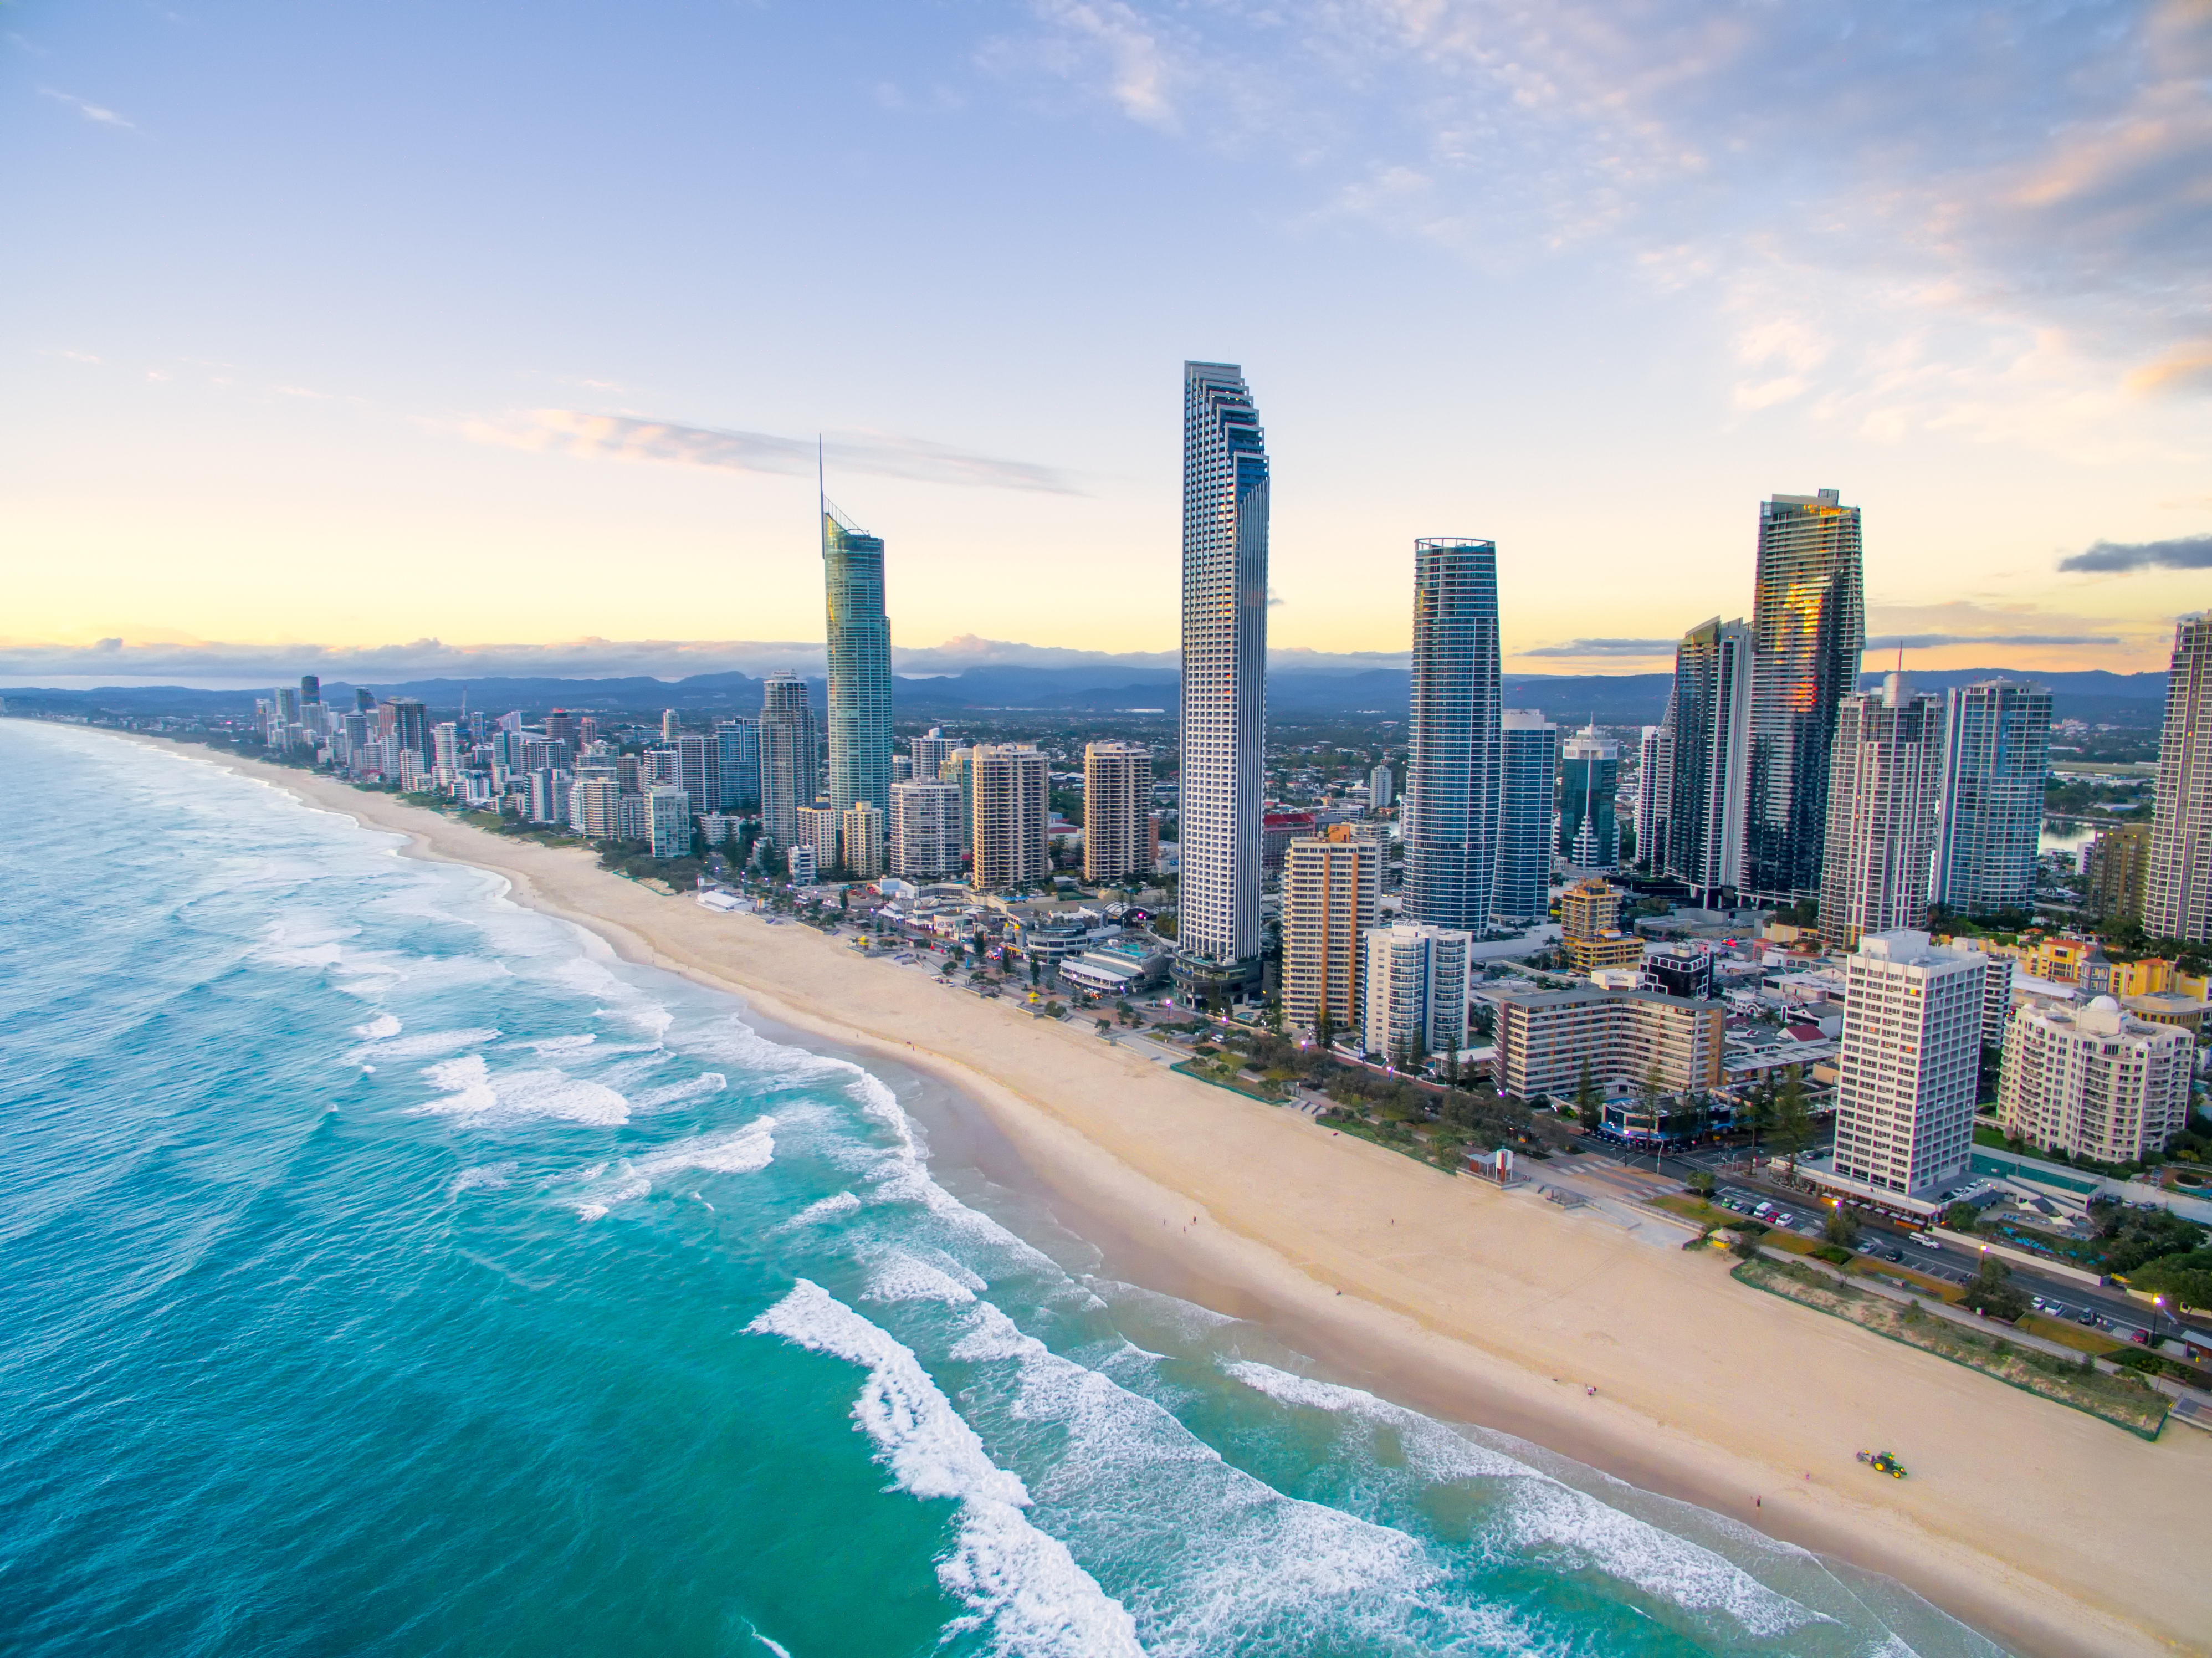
[1908,1232,1942,1251]
[2032,1296,2047,1312]
[1883,1248,1905,1263]
[2045,1302,2068,1319]
[2078,1308,2097,1325]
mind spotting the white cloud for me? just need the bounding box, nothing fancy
[452,410,1081,495]
[39,87,135,129]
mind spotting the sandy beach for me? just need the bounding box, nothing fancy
[150,741,2210,1658]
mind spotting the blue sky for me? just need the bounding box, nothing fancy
[5,0,2209,682]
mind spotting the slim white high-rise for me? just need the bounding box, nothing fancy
[889,779,960,881]
[1819,674,1943,952]
[1176,361,1269,1000]
[1083,741,1153,884]
[1831,930,1986,1198]
[1403,539,1503,929]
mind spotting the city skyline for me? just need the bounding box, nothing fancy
[6,3,2209,677]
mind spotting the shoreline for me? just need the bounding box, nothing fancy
[120,737,2212,1657]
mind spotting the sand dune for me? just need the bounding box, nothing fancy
[169,745,2211,1658]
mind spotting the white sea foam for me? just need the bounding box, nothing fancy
[747,1281,1145,1657]
[1222,1360,1820,1638]
[863,1251,982,1306]
[566,1117,777,1219]
[944,1306,1537,1656]
[412,1053,629,1125]
[351,1012,402,1040]
[633,1072,728,1109]
[355,1026,501,1063]
[450,1160,517,1196]
[786,1191,862,1227]
[523,1033,598,1054]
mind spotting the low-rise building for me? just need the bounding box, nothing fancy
[1491,986,1725,1102]
[1999,996,2193,1164]
[1058,939,1172,998]
[786,844,818,885]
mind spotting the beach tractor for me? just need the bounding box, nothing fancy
[1856,1450,1908,1478]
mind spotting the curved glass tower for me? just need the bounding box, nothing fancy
[1175,361,1269,999]
[1744,490,1863,903]
[823,508,893,821]
[1403,538,1502,930]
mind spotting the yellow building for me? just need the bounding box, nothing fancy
[1281,828,1380,1040]
[1560,876,1645,975]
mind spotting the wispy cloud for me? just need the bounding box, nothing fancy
[456,410,1081,495]
[40,87,135,129]
[1523,638,1680,658]
[1864,632,2122,649]
[2058,533,2212,574]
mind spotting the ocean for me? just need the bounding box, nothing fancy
[0,721,2005,1657]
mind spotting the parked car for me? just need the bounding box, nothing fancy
[2131,1327,2150,1344]
[2077,1309,2097,1325]
[2046,1303,2069,1320]
[2031,1296,2047,1312]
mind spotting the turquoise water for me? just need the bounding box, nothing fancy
[0,723,2006,1657]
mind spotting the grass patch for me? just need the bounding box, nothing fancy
[1734,1256,2168,1439]
[1170,1059,1284,1103]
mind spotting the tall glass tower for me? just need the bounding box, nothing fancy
[1175,361,1269,1001]
[1665,617,1753,905]
[1932,679,2052,918]
[1492,710,1559,927]
[758,672,819,853]
[2144,613,2212,942]
[1744,489,1864,903]
[1403,539,1502,930]
[1558,723,1619,870]
[822,508,893,819]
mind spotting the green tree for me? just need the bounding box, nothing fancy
[1314,1004,1337,1053]
[1770,1067,1811,1170]
[1824,1205,1861,1247]
[1942,1201,1981,1234]
[1687,1169,1717,1198]
[1962,1256,2029,1321]
[1574,1057,1601,1128]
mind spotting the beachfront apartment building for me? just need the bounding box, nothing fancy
[675,734,722,828]
[797,805,842,873]
[970,744,1050,893]
[786,844,818,885]
[1819,675,1944,952]
[1404,537,1503,932]
[1281,828,1380,1041]
[647,786,692,859]
[570,776,619,840]
[2144,613,2212,942]
[1083,741,1153,884]
[889,779,960,881]
[1998,996,2193,1164]
[1490,985,1725,1101]
[1175,360,1269,1003]
[1362,923,1469,1063]
[714,716,760,809]
[841,802,885,881]
[1830,930,1986,1198]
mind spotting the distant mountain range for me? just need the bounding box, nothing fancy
[3,664,2170,728]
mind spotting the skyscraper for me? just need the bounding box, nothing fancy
[757,672,819,851]
[1634,720,1671,874]
[1492,710,1559,928]
[823,507,894,819]
[1744,489,1865,903]
[1831,930,1985,1198]
[970,744,1049,893]
[841,802,886,881]
[669,734,718,831]
[714,716,760,809]
[1819,675,1944,953]
[1175,361,1269,1000]
[1403,539,1503,930]
[1663,617,1752,904]
[385,697,432,767]
[1082,741,1153,884]
[1281,828,1380,1042]
[1932,679,2052,918]
[2143,613,2212,942]
[2081,824,2152,926]
[1557,723,1619,871]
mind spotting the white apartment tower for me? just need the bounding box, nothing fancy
[889,779,960,881]
[1819,674,1944,952]
[1362,923,1469,1063]
[1176,360,1269,1001]
[1083,741,1153,884]
[2144,613,2212,941]
[1831,930,1987,1198]
[970,744,1050,893]
[1999,997,2193,1164]
[647,786,692,859]
[1281,830,1381,1042]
